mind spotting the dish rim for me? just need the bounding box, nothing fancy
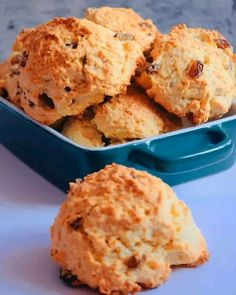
[1,97,236,152]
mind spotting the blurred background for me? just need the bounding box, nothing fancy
[0,0,236,60]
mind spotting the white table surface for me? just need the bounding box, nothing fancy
[0,144,235,295]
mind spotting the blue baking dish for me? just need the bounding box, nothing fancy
[0,97,235,191]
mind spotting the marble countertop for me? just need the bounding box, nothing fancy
[0,0,236,60]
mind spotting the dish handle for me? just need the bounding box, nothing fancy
[129,126,234,174]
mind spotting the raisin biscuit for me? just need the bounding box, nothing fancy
[0,17,144,125]
[51,164,209,295]
[138,24,236,124]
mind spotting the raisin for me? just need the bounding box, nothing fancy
[83,106,95,120]
[144,51,153,63]
[126,254,146,268]
[16,82,22,96]
[66,42,78,49]
[59,268,83,287]
[0,88,8,99]
[214,38,230,49]
[20,52,28,67]
[103,95,112,103]
[64,86,71,92]
[70,217,83,230]
[28,100,35,107]
[71,42,78,49]
[114,32,134,41]
[38,93,55,109]
[139,22,153,29]
[188,60,204,78]
[82,55,87,66]
[146,62,160,74]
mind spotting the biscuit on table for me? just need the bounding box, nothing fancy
[137,24,236,124]
[93,85,181,140]
[85,6,160,53]
[0,17,144,125]
[51,164,209,295]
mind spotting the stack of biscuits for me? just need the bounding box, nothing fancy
[0,7,236,147]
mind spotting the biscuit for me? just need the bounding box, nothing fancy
[93,85,181,140]
[85,6,160,53]
[51,164,209,295]
[62,116,104,148]
[1,17,144,125]
[137,24,236,124]
[0,57,22,106]
[0,60,9,98]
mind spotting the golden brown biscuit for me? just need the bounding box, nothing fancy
[0,60,9,98]
[0,57,22,106]
[85,6,160,53]
[93,86,181,140]
[51,164,209,295]
[1,17,144,125]
[137,24,236,124]
[62,116,104,148]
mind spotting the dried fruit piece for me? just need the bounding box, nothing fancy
[146,62,160,74]
[103,95,112,103]
[28,100,35,107]
[114,32,134,41]
[83,106,96,119]
[66,41,78,49]
[20,52,28,67]
[139,22,153,30]
[59,268,83,287]
[188,60,204,78]
[214,38,230,50]
[126,254,146,268]
[38,93,55,109]
[64,86,71,92]
[82,55,87,66]
[70,217,83,230]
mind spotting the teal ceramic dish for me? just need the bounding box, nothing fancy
[0,97,235,192]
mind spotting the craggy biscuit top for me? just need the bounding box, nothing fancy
[85,6,160,53]
[138,24,236,124]
[51,164,209,295]
[1,17,144,125]
[93,85,181,140]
